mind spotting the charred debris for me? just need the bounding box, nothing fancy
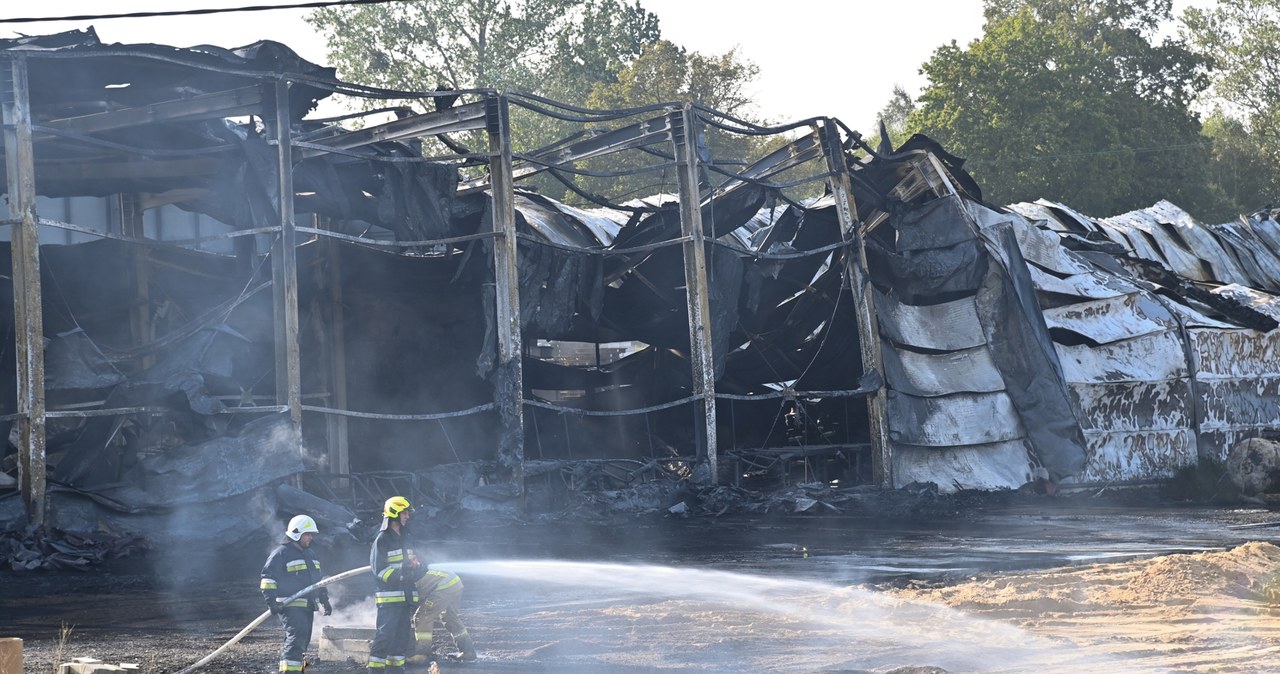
[0,28,1276,554]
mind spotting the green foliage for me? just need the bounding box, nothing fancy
[1202,111,1279,218]
[577,39,784,203]
[907,0,1219,218]
[872,84,915,152]
[1183,0,1280,214]
[307,1,776,205]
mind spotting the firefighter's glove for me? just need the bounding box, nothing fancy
[267,601,283,615]
[320,599,332,616]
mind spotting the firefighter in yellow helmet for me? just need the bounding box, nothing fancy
[367,496,425,672]
[260,514,331,673]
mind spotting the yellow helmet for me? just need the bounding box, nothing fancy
[383,496,413,519]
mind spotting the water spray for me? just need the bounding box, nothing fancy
[174,565,371,674]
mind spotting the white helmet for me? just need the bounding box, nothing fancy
[286,514,319,541]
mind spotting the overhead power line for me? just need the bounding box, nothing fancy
[0,0,403,24]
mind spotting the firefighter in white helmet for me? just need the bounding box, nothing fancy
[260,514,332,672]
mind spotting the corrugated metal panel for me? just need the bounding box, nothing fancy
[1042,293,1173,344]
[881,341,1004,397]
[1202,222,1280,289]
[965,202,1094,275]
[1055,331,1187,383]
[1104,206,1215,282]
[873,289,985,351]
[1189,329,1280,378]
[886,390,1024,446]
[1148,201,1253,286]
[1027,265,1131,299]
[1247,215,1280,255]
[892,440,1033,492]
[1198,377,1280,431]
[1067,381,1192,431]
[1072,429,1195,483]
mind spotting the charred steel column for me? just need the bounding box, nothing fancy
[671,104,718,483]
[821,119,891,487]
[272,78,302,429]
[1,56,47,524]
[485,93,525,496]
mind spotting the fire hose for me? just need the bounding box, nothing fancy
[175,564,372,674]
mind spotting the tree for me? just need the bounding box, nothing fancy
[1201,110,1280,216]
[578,39,775,202]
[306,1,775,204]
[1183,0,1280,212]
[907,0,1218,218]
[307,0,658,96]
[873,85,915,152]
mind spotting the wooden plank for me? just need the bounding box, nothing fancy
[486,94,526,494]
[824,119,891,487]
[2,57,46,526]
[672,104,717,481]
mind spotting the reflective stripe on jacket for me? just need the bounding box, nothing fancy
[261,540,328,609]
[370,526,421,603]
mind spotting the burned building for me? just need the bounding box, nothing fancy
[0,29,1276,547]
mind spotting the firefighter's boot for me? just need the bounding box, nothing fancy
[456,631,477,662]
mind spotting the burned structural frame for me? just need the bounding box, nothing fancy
[0,31,922,526]
[8,31,1272,531]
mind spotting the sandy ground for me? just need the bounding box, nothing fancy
[7,503,1280,673]
[9,541,1280,673]
[892,541,1280,673]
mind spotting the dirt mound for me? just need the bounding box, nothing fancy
[897,541,1280,612]
[892,542,1280,672]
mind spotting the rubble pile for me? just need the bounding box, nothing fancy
[1,524,144,572]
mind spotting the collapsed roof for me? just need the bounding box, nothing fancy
[0,28,1275,544]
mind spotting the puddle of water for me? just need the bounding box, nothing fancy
[443,559,1147,673]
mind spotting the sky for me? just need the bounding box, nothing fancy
[0,0,1202,134]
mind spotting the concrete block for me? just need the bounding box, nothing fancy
[58,658,126,673]
[320,625,375,663]
[0,638,21,674]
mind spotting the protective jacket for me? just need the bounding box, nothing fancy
[370,524,423,606]
[261,539,329,610]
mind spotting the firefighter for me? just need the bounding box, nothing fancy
[260,514,332,673]
[409,568,476,663]
[368,495,425,672]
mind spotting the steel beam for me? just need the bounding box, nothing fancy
[301,100,488,158]
[43,84,266,136]
[670,105,718,483]
[485,93,525,498]
[460,112,673,194]
[272,78,302,429]
[1,56,47,524]
[821,119,891,488]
